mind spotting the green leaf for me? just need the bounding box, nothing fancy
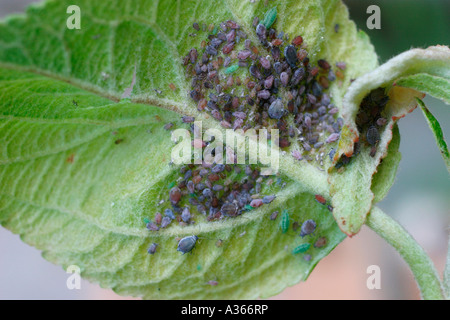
[416,98,450,173]
[330,45,450,236]
[0,0,380,298]
[396,73,450,104]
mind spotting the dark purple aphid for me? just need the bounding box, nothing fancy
[367,125,380,146]
[164,208,175,220]
[313,142,323,149]
[223,56,231,67]
[189,48,198,63]
[280,72,289,86]
[189,90,201,102]
[181,207,191,223]
[193,22,200,31]
[210,38,223,48]
[318,105,327,116]
[284,45,298,68]
[203,188,212,198]
[311,81,323,96]
[260,57,271,69]
[161,216,172,228]
[268,99,284,119]
[264,75,274,89]
[205,45,218,56]
[304,115,312,128]
[326,133,340,143]
[187,180,195,193]
[146,222,160,231]
[273,62,283,74]
[307,93,317,104]
[177,235,199,254]
[328,150,337,163]
[329,107,339,115]
[212,164,225,173]
[270,211,279,220]
[257,90,270,100]
[300,219,316,237]
[164,122,174,130]
[148,243,158,255]
[303,142,311,151]
[238,50,251,60]
[256,24,267,40]
[226,29,236,42]
[221,202,239,217]
[291,68,305,86]
[334,23,340,33]
[263,195,276,204]
[249,65,262,79]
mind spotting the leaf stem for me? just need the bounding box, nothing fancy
[366,206,445,300]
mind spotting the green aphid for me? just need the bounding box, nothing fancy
[244,204,253,211]
[279,210,290,233]
[168,181,175,189]
[225,64,239,74]
[262,7,277,29]
[212,25,218,35]
[143,218,150,224]
[292,243,311,254]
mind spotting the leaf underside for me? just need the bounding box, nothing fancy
[330,45,450,236]
[0,0,412,299]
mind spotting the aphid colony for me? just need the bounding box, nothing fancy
[182,9,346,166]
[335,87,388,168]
[147,8,339,257]
[145,161,279,238]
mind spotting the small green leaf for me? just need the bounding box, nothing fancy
[416,98,450,173]
[396,73,450,104]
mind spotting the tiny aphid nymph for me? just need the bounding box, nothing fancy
[292,243,311,254]
[300,219,316,237]
[148,243,158,255]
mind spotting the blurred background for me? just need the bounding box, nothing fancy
[0,0,448,299]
